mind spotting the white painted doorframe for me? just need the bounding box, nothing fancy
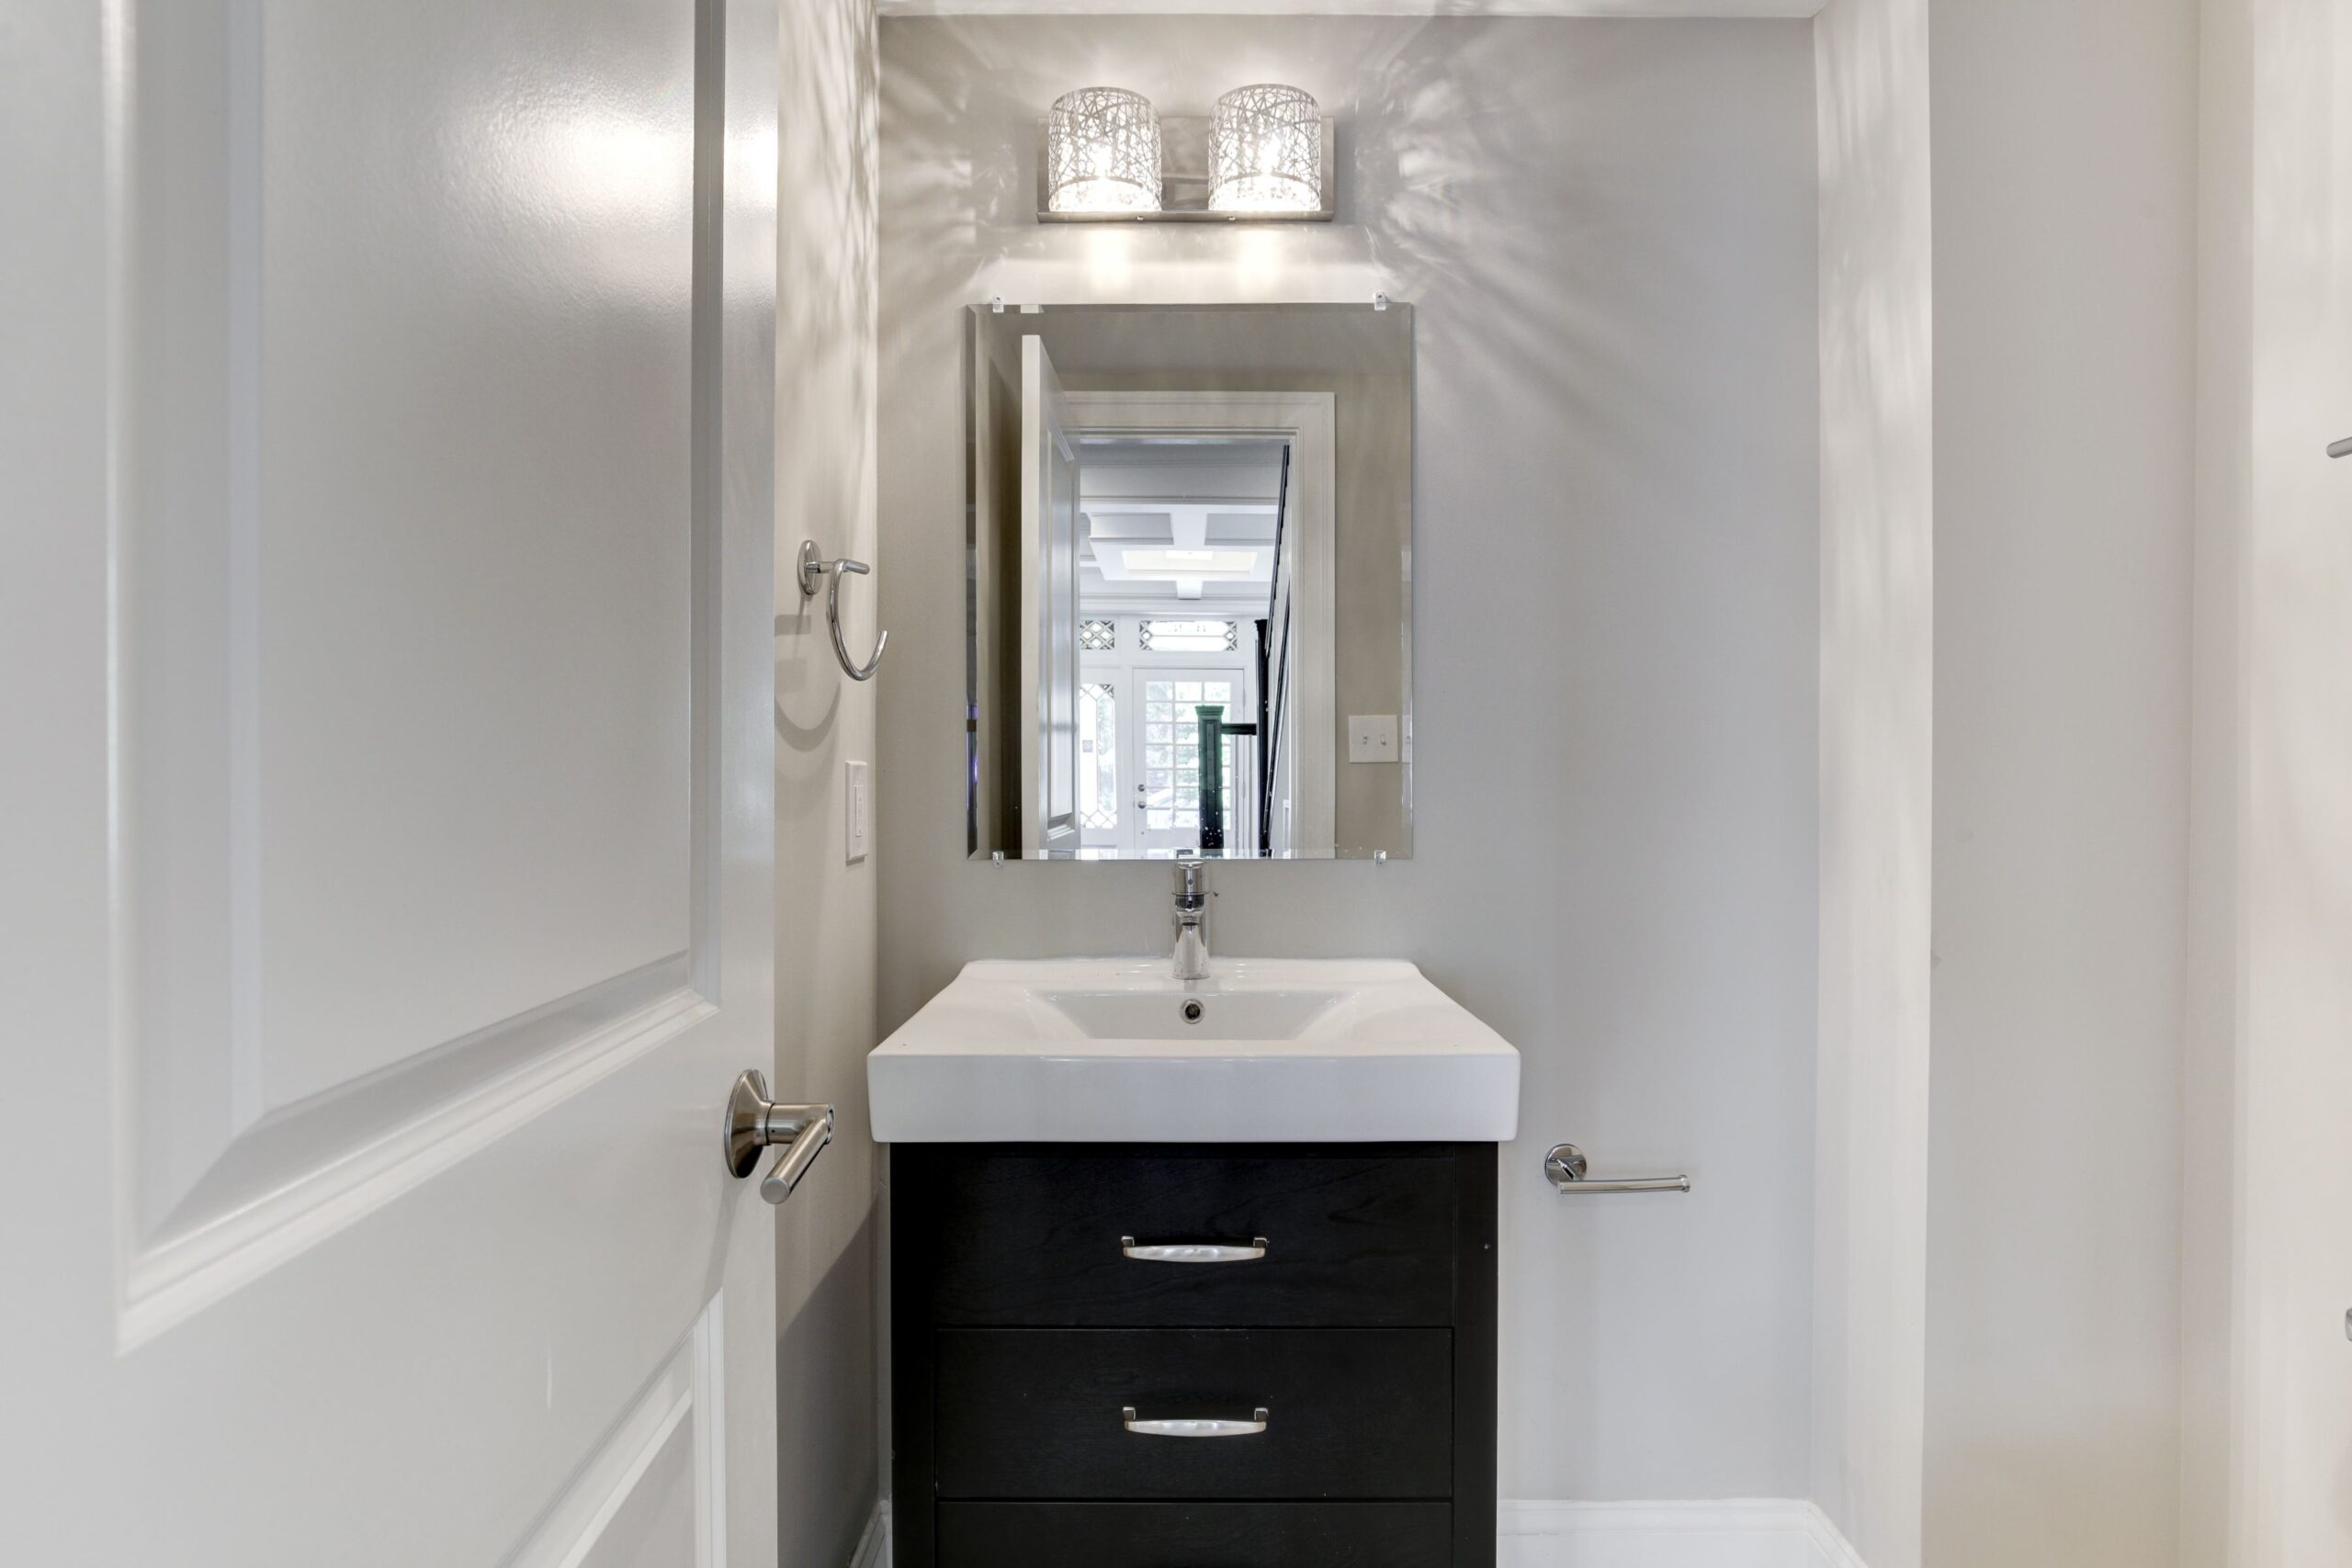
[2226,5,2352,1562]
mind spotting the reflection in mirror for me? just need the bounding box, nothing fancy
[967,304,1411,861]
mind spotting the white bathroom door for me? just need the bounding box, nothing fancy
[0,3,789,1566]
[1021,335,1082,856]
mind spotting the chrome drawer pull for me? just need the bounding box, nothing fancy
[1122,1406,1270,1438]
[1119,1236,1269,1263]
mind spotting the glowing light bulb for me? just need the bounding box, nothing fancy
[1046,87,1162,215]
[1209,85,1320,215]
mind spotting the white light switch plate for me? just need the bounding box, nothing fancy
[1348,716,1400,764]
[844,760,870,863]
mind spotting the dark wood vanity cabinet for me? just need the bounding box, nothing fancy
[889,1144,1498,1568]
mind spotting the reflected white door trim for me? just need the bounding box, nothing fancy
[1021,337,1083,856]
[1064,390,1337,855]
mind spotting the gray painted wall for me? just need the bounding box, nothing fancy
[775,1,882,1562]
[876,15,1821,1497]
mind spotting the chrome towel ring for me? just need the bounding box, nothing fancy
[798,539,888,682]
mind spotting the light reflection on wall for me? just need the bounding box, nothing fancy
[441,100,696,308]
[1086,226,1135,293]
[1231,227,1283,292]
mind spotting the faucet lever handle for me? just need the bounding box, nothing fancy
[1177,859,1205,905]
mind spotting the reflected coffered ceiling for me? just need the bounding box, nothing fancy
[1080,437,1284,609]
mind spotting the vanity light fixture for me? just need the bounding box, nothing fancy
[1209,84,1323,215]
[1045,86,1163,215]
[1036,86,1333,223]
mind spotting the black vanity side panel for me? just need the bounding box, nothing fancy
[1453,1143,1498,1568]
[888,1143,938,1565]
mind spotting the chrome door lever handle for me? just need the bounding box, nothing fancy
[724,1069,834,1205]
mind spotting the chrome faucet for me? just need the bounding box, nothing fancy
[1172,860,1211,981]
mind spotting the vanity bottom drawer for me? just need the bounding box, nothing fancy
[934,1329,1453,1499]
[935,1502,1454,1567]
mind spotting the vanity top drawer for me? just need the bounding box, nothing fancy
[912,1147,1460,1327]
[934,1502,1455,1568]
[934,1328,1453,1501]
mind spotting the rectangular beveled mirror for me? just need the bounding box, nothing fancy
[966,302,1412,862]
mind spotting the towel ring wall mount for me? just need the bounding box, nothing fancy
[798,539,888,682]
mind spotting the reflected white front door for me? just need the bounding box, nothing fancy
[1,3,785,1564]
[1136,671,1247,857]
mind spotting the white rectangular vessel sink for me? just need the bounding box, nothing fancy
[867,958,1521,1144]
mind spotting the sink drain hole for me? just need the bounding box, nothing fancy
[1181,999,1204,1024]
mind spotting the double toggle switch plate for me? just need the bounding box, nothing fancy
[1348,715,1400,764]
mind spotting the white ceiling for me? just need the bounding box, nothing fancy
[878,2,1826,17]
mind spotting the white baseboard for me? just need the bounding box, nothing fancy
[849,1499,889,1568]
[853,1496,1861,1568]
[1498,1500,1867,1568]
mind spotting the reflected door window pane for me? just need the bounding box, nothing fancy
[1078,682,1120,833]
[1137,619,1238,654]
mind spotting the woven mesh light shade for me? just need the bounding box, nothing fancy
[1046,87,1162,214]
[1208,84,1321,214]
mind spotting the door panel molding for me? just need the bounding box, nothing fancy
[507,1294,728,1568]
[120,966,714,1350]
[104,0,725,1350]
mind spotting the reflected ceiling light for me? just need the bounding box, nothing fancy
[1209,84,1321,215]
[1119,547,1261,578]
[1046,87,1162,215]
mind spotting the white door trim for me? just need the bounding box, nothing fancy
[1064,389,1338,856]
